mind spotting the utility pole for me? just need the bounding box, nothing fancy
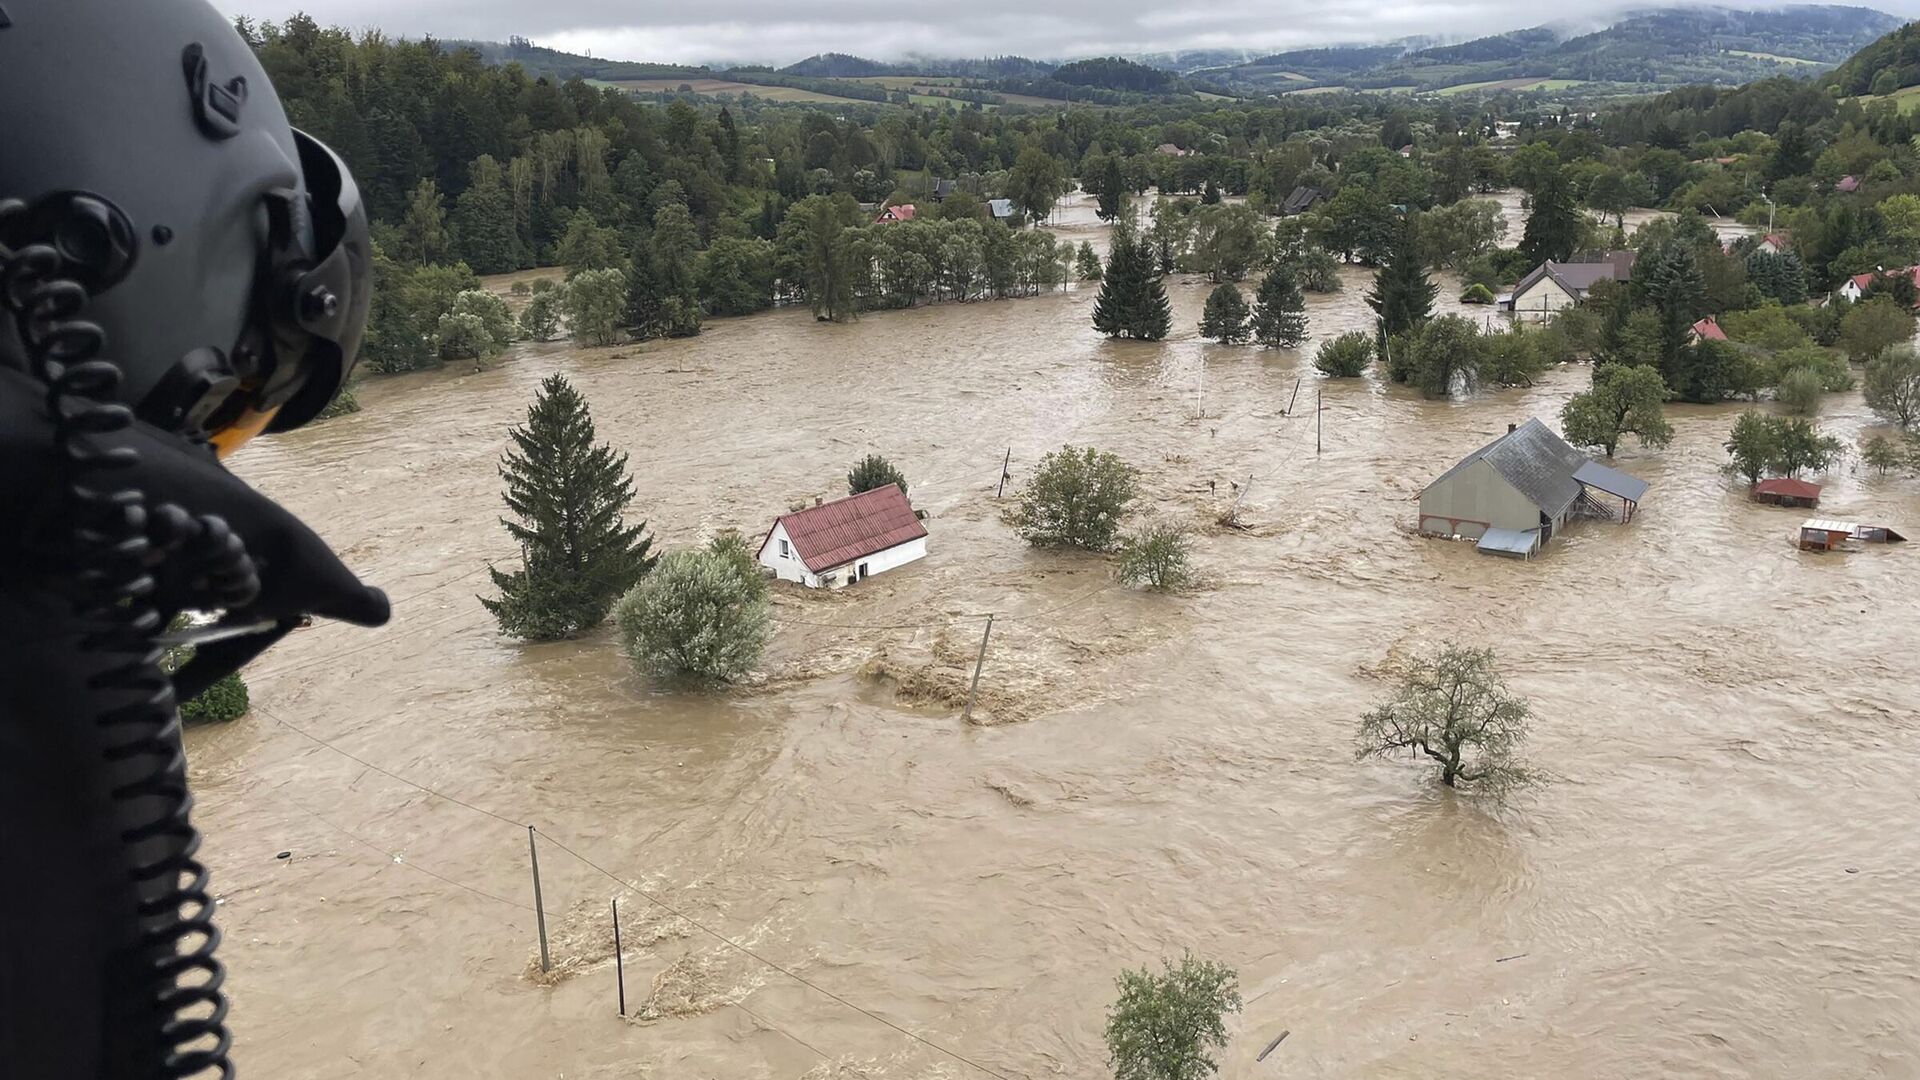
[528,826,550,974]
[612,899,626,1016]
[996,448,1012,498]
[1285,377,1301,416]
[1316,390,1322,455]
[962,615,994,723]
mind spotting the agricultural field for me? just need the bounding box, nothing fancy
[1727,49,1820,65]
[608,78,868,104]
[1434,77,1589,96]
[1281,85,1347,96]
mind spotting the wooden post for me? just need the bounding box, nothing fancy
[612,898,626,1016]
[1228,474,1252,525]
[528,826,550,974]
[961,615,994,723]
[996,448,1012,498]
[1316,390,1322,455]
[1286,377,1301,417]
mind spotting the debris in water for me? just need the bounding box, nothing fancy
[275,851,291,860]
[1256,1029,1290,1061]
[1496,953,1528,963]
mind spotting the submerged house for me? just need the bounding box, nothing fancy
[1752,477,1820,508]
[1419,419,1649,559]
[1798,518,1907,552]
[1689,316,1727,343]
[756,485,929,589]
[987,198,1017,224]
[1834,266,1920,306]
[875,203,917,223]
[1280,185,1327,216]
[1501,252,1635,321]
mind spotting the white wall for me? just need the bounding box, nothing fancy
[757,525,928,589]
[758,523,818,586]
[1509,277,1577,322]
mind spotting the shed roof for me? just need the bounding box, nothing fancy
[987,198,1014,218]
[1477,527,1540,556]
[1424,419,1588,519]
[1754,477,1821,500]
[762,486,927,574]
[1574,459,1650,503]
[1690,316,1727,341]
[1802,518,1857,534]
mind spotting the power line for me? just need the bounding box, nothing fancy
[532,831,1018,1080]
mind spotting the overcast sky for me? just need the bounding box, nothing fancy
[212,1,1916,66]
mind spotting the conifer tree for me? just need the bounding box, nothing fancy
[1092,226,1172,341]
[1519,164,1583,265]
[453,156,522,274]
[1097,156,1127,223]
[484,375,656,640]
[1366,221,1437,349]
[1076,240,1103,281]
[1250,265,1307,348]
[1199,283,1250,344]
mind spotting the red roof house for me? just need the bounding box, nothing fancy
[1837,266,1920,306]
[756,485,929,588]
[1752,477,1821,508]
[1836,175,1861,193]
[1690,316,1727,342]
[875,203,917,223]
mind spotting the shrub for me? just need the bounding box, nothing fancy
[510,280,533,296]
[315,381,360,421]
[1013,445,1138,551]
[1105,952,1241,1080]
[435,311,492,361]
[1459,282,1497,305]
[519,291,562,341]
[1116,518,1193,590]
[848,454,908,495]
[614,534,770,684]
[180,672,250,724]
[1774,366,1824,416]
[451,288,516,348]
[1312,331,1372,377]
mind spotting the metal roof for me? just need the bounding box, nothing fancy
[1511,254,1633,301]
[1425,419,1587,519]
[987,198,1014,218]
[1802,518,1858,534]
[762,486,927,574]
[1753,477,1821,499]
[1573,459,1650,503]
[1477,527,1540,556]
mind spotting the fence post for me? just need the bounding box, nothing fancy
[612,898,626,1016]
[528,826,550,974]
[962,615,995,723]
[1316,390,1322,455]
[996,448,1012,498]
[1286,377,1301,417]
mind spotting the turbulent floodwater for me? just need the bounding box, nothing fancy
[193,194,1917,1079]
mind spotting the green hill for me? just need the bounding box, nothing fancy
[1822,19,1920,96]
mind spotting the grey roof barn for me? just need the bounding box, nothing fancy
[1418,419,1647,558]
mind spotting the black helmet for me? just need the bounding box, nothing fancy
[0,0,370,452]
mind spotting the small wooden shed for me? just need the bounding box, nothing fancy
[1753,477,1821,508]
[1799,519,1909,551]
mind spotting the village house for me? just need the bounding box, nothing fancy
[1280,185,1326,216]
[874,203,916,223]
[1756,232,1789,255]
[1836,175,1861,193]
[1418,419,1649,558]
[1798,518,1906,551]
[1834,265,1920,306]
[756,485,929,588]
[1752,477,1821,508]
[1500,251,1635,321]
[1155,143,1191,157]
[1689,316,1727,343]
[930,178,957,202]
[987,198,1017,224]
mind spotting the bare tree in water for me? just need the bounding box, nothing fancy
[1356,643,1541,795]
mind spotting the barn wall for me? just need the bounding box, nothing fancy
[1510,277,1577,322]
[1419,460,1542,539]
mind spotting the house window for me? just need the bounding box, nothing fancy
[779,539,790,558]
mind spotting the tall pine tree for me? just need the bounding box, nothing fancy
[1097,156,1127,223]
[1092,226,1172,341]
[1367,221,1437,349]
[1519,164,1583,265]
[483,375,656,641]
[1199,283,1250,343]
[1250,266,1308,348]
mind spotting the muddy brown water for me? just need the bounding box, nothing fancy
[195,195,1916,1079]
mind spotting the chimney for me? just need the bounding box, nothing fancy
[814,496,823,507]
[1508,422,1518,434]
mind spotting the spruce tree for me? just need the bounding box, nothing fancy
[483,375,656,641]
[1092,227,1172,341]
[1097,156,1127,223]
[453,156,522,274]
[1366,222,1437,349]
[1076,240,1103,281]
[1202,179,1222,205]
[1250,265,1307,348]
[1519,165,1583,265]
[1199,283,1250,343]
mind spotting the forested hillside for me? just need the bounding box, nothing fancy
[1823,20,1920,96]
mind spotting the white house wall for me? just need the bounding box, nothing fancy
[758,522,815,585]
[1509,277,1577,322]
[758,527,928,589]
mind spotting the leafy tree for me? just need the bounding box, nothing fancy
[563,268,628,346]
[519,290,562,341]
[1366,221,1435,349]
[436,312,492,362]
[1864,345,1920,429]
[1013,445,1138,551]
[698,236,776,317]
[1309,184,1393,264]
[483,375,656,641]
[1250,265,1307,348]
[1186,203,1266,283]
[1771,418,1843,476]
[1355,643,1539,794]
[776,193,864,322]
[1414,198,1505,269]
[554,212,627,277]
[1840,297,1917,363]
[1105,952,1241,1080]
[452,289,515,349]
[613,534,769,685]
[1561,364,1673,457]
[1097,155,1127,223]
[1007,146,1067,224]
[1585,169,1634,228]
[1481,325,1548,387]
[452,155,523,274]
[1200,178,1221,205]
[1519,162,1583,265]
[847,454,908,495]
[1313,331,1372,377]
[1861,435,1910,476]
[1724,411,1779,484]
[1093,226,1172,341]
[1400,315,1482,398]
[1198,284,1250,344]
[1076,241,1103,281]
[395,178,451,265]
[1116,518,1194,591]
[1720,305,1812,353]
[1775,367,1825,416]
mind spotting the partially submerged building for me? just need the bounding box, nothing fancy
[1501,252,1635,321]
[1419,419,1649,558]
[1752,477,1820,508]
[756,485,928,588]
[1798,518,1907,552]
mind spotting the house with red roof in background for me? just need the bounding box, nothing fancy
[756,485,928,588]
[1834,265,1920,306]
[1836,175,1861,193]
[1689,316,1727,343]
[1756,233,1789,255]
[874,203,916,223]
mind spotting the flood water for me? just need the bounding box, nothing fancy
[196,194,1918,1079]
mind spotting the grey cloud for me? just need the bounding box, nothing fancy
[213,0,1920,66]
